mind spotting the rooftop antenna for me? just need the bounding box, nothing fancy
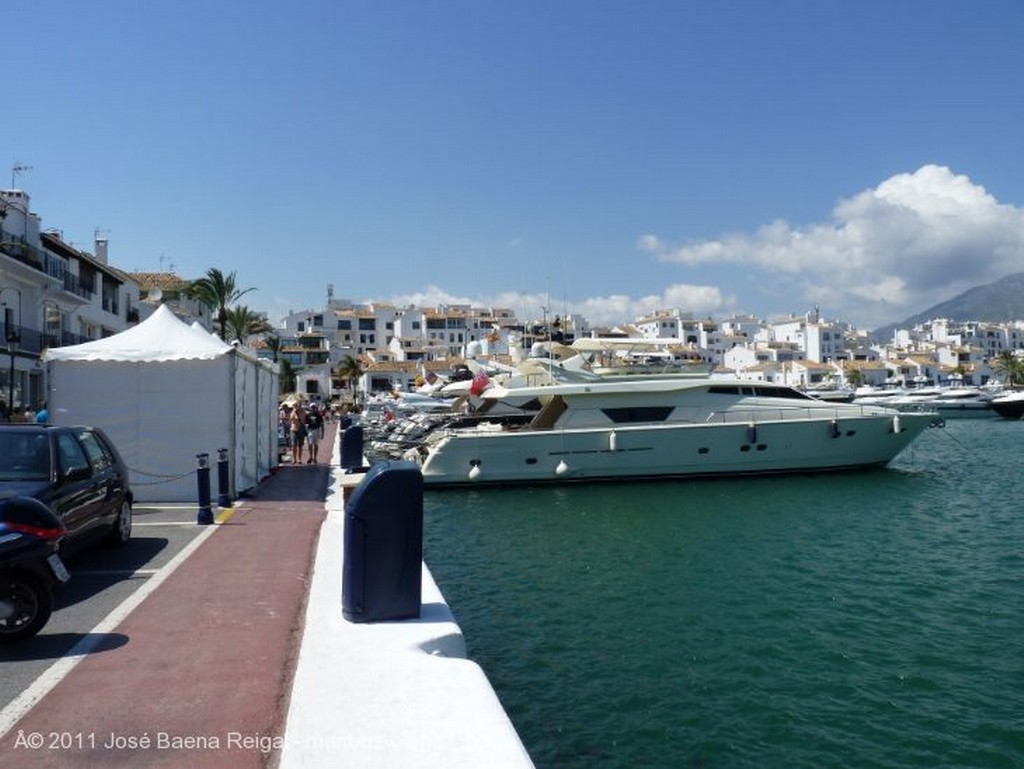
[11,162,32,188]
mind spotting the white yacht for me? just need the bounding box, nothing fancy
[989,390,1024,420]
[410,376,937,487]
[886,386,996,419]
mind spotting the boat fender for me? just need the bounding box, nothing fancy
[829,419,840,438]
[555,459,569,476]
[746,423,757,443]
[608,430,617,452]
[892,414,901,434]
[468,464,482,481]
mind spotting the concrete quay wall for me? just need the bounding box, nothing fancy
[279,441,535,768]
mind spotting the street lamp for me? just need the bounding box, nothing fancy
[1,287,22,414]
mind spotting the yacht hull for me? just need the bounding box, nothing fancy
[990,393,1024,420]
[419,410,935,487]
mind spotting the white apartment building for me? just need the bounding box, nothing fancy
[769,315,845,363]
[633,310,728,365]
[719,314,763,342]
[0,189,142,411]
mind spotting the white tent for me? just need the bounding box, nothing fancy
[42,305,280,503]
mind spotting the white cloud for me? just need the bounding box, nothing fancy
[575,285,728,326]
[343,166,1023,332]
[646,165,1024,327]
[635,234,665,252]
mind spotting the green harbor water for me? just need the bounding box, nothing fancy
[423,419,1024,768]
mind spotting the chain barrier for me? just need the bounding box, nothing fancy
[124,465,195,487]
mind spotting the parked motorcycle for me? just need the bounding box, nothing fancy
[0,496,70,642]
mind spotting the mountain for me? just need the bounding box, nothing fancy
[872,272,1024,341]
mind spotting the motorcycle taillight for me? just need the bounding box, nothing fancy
[0,496,65,541]
[0,521,66,541]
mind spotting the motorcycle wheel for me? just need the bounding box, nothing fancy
[0,571,54,643]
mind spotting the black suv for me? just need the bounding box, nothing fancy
[0,424,133,553]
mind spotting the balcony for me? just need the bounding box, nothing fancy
[61,272,94,300]
[1,240,94,302]
[0,239,47,273]
[0,319,92,355]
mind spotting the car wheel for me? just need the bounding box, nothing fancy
[107,499,132,547]
[0,571,54,642]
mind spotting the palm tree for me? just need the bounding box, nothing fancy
[278,358,296,395]
[265,335,283,362]
[336,355,364,404]
[223,305,272,344]
[187,268,255,340]
[993,351,1024,388]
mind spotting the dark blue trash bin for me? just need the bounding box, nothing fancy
[340,424,364,471]
[342,460,423,623]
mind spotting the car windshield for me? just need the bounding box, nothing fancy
[0,432,51,481]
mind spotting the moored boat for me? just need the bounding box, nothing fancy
[989,390,1024,420]
[410,376,937,487]
[886,386,996,419]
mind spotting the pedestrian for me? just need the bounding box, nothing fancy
[34,401,48,423]
[306,406,322,464]
[279,406,292,449]
[290,406,307,464]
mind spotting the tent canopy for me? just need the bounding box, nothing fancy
[43,305,230,363]
[42,305,279,502]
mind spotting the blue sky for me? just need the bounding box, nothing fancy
[6,0,1024,330]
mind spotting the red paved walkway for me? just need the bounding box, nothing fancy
[0,424,336,769]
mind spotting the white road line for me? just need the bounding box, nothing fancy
[134,505,199,511]
[133,522,204,527]
[0,523,221,740]
[69,569,160,578]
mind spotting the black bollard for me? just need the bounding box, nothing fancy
[196,452,214,525]
[216,447,231,508]
[340,424,364,471]
[342,460,423,623]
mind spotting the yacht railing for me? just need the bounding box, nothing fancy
[700,404,927,425]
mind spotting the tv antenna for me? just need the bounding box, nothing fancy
[11,162,32,188]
